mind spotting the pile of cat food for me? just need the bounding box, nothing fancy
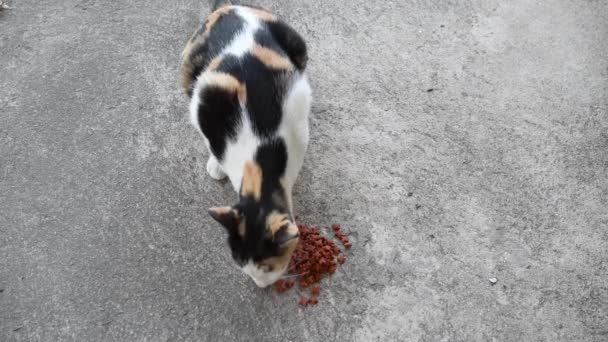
[274,220,351,307]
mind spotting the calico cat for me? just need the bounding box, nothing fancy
[179,0,311,287]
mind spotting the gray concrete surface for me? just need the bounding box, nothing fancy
[1,0,607,341]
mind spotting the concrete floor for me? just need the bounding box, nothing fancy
[1,0,607,341]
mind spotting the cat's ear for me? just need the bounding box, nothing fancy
[208,207,241,234]
[274,222,299,248]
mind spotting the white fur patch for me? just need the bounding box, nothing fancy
[189,83,202,131]
[235,6,263,30]
[222,7,260,57]
[279,75,312,190]
[242,260,285,288]
[222,114,260,191]
[206,155,227,179]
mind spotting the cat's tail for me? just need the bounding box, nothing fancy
[210,0,239,11]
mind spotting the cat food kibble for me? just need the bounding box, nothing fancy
[274,279,295,293]
[311,284,321,295]
[273,220,352,307]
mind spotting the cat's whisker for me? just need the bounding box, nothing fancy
[280,273,304,279]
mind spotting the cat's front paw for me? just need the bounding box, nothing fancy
[206,157,227,180]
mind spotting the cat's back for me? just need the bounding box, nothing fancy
[180,5,308,159]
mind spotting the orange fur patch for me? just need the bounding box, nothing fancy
[266,211,290,235]
[179,33,202,95]
[181,39,194,61]
[210,206,232,215]
[241,160,262,200]
[201,71,247,103]
[252,45,293,70]
[208,56,223,71]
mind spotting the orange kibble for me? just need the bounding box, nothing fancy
[283,219,354,304]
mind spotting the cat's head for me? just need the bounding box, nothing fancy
[208,160,299,288]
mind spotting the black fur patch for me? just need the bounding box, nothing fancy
[215,54,244,81]
[197,86,241,160]
[230,197,279,263]
[241,53,290,136]
[255,138,288,200]
[267,20,308,70]
[254,29,284,53]
[214,53,288,137]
